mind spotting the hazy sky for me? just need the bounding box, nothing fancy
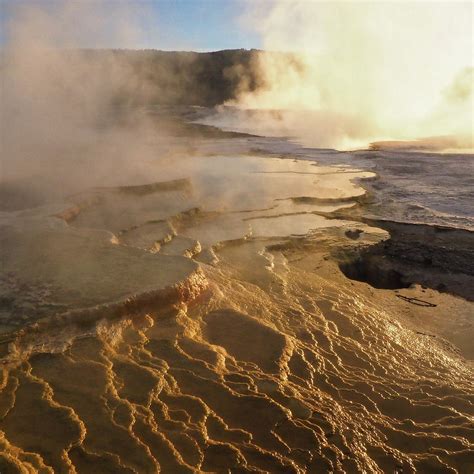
[0,0,262,51]
[147,0,261,50]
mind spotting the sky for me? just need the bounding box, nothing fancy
[0,0,262,51]
[146,0,261,50]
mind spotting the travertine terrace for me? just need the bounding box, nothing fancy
[1,137,473,473]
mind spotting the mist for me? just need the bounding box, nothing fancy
[0,0,183,209]
[223,0,473,150]
[1,0,472,213]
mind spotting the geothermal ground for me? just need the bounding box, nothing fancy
[0,112,473,473]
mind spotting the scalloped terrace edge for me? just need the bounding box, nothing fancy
[0,265,208,364]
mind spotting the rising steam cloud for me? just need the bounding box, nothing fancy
[0,0,173,207]
[226,0,473,150]
[2,0,472,205]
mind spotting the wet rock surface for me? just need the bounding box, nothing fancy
[336,219,474,301]
[1,236,473,473]
[0,116,473,473]
[0,221,203,334]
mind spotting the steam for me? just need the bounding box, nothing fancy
[1,0,472,209]
[0,0,172,207]
[226,0,473,150]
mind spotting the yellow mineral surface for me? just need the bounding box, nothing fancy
[0,152,472,473]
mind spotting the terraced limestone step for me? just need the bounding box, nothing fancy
[0,220,207,334]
